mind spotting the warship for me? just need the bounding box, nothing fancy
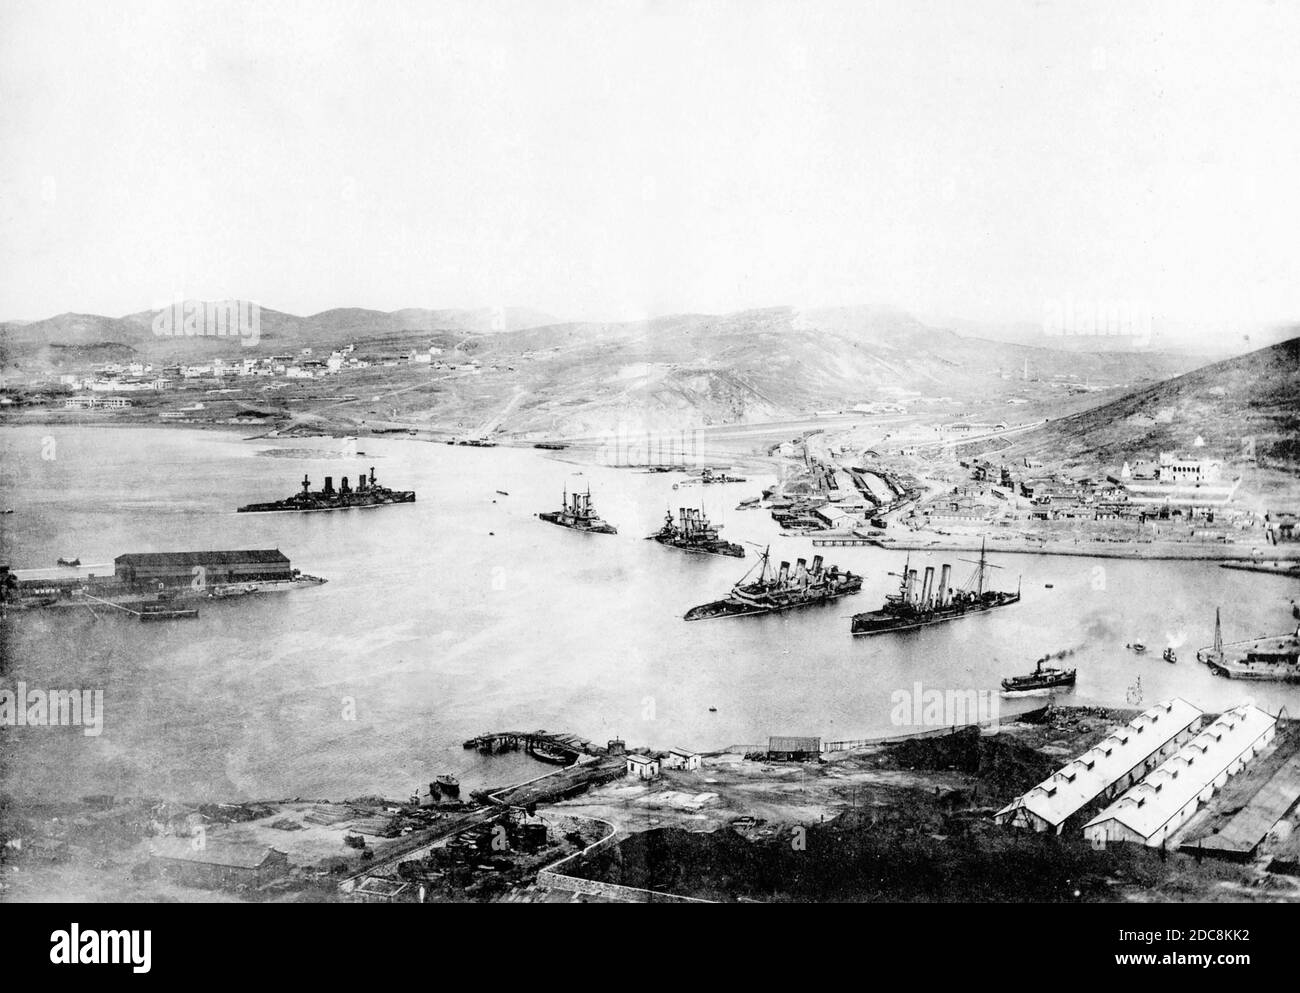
[850,539,1020,635]
[539,487,617,534]
[237,467,414,513]
[683,547,861,620]
[1197,608,1300,682]
[648,507,745,557]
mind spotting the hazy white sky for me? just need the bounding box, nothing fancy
[2,0,1299,338]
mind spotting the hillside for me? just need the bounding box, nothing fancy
[1000,336,1300,476]
[0,305,556,371]
[456,306,1206,435]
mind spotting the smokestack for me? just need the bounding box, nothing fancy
[921,566,935,608]
[779,561,790,583]
[907,569,919,604]
[939,564,951,607]
[812,554,824,576]
[357,473,366,492]
[340,476,351,494]
[323,476,334,494]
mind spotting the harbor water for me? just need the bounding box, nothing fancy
[1,424,1297,803]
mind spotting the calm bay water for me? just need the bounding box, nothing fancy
[1,424,1297,803]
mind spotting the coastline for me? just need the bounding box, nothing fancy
[866,535,1290,562]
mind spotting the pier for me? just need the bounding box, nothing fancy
[463,729,602,764]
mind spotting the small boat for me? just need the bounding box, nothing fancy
[1001,655,1077,694]
[708,706,718,713]
[1163,648,1177,664]
[1128,642,1147,654]
[1,509,13,515]
[496,490,509,496]
[1044,583,1054,589]
[56,557,80,567]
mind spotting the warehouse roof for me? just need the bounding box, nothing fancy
[149,838,286,868]
[996,698,1203,829]
[1084,704,1277,842]
[115,550,289,567]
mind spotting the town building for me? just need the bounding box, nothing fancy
[149,838,290,890]
[1082,704,1278,849]
[767,736,822,761]
[662,748,701,771]
[994,699,1204,834]
[626,753,660,780]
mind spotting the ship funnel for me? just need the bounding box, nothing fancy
[340,476,351,494]
[779,561,790,583]
[921,566,935,608]
[323,476,334,494]
[907,569,919,604]
[938,564,952,607]
[357,473,366,492]
[812,554,824,575]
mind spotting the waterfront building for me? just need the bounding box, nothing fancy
[1083,705,1278,848]
[994,699,1204,834]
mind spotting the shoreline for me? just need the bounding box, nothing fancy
[866,535,1288,562]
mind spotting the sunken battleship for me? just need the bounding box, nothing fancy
[684,547,861,620]
[648,507,744,557]
[237,467,415,513]
[1197,608,1300,682]
[539,487,617,534]
[850,539,1020,635]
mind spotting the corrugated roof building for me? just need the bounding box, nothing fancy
[115,549,292,588]
[768,736,822,760]
[995,699,1204,834]
[1083,704,1278,849]
[149,837,290,889]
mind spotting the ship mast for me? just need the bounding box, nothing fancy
[1214,606,1223,657]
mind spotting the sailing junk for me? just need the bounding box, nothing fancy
[850,539,1020,635]
[539,487,617,534]
[237,467,415,513]
[648,507,744,557]
[683,546,862,620]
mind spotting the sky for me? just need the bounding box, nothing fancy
[2,0,1299,348]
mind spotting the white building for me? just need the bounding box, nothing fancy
[1083,704,1277,849]
[994,699,1204,834]
[626,754,660,780]
[662,748,701,771]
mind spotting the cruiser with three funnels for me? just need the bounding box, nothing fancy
[851,539,1020,635]
[684,546,861,620]
[237,467,415,513]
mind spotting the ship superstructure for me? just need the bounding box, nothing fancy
[539,487,617,534]
[648,507,744,557]
[850,539,1020,635]
[683,546,861,620]
[237,467,415,513]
